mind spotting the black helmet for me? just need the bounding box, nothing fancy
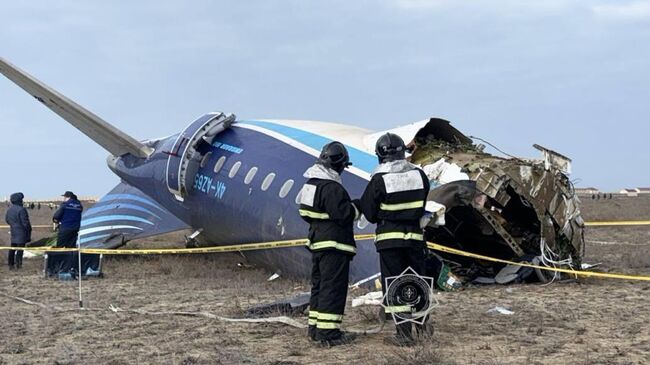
[375,133,406,163]
[317,141,352,174]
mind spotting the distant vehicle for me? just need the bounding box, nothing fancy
[0,57,583,284]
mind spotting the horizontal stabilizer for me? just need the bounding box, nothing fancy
[0,57,152,158]
[79,182,189,248]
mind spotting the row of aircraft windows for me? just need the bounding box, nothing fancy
[209,155,295,198]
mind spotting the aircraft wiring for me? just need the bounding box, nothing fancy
[467,135,525,162]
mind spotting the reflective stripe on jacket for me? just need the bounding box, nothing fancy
[359,164,430,250]
[298,174,357,256]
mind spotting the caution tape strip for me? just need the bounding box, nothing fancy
[0,235,378,255]
[2,232,650,282]
[426,242,650,282]
[584,220,650,226]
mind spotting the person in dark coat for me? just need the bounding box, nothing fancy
[358,133,432,346]
[53,191,83,248]
[298,142,359,347]
[5,192,32,269]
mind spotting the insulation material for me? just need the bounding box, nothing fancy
[422,158,469,185]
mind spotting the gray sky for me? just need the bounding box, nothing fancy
[1,0,648,198]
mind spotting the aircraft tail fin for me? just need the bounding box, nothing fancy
[79,182,190,248]
[0,57,152,158]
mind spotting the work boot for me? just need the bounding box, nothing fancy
[308,325,317,341]
[383,335,416,347]
[319,332,357,347]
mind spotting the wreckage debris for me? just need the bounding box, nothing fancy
[410,118,584,284]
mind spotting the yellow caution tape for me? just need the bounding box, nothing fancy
[426,242,650,282]
[2,232,649,282]
[584,220,650,226]
[0,234,377,255]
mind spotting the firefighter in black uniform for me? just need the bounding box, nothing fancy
[298,141,359,346]
[358,133,431,346]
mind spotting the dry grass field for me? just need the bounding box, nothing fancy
[1,196,650,364]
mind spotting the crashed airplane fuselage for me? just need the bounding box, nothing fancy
[412,119,584,282]
[0,58,583,285]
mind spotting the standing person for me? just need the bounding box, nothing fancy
[5,192,32,269]
[358,133,431,346]
[53,191,83,248]
[298,142,359,347]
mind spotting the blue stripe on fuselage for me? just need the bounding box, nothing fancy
[84,203,162,220]
[95,194,166,212]
[81,215,154,227]
[239,120,377,174]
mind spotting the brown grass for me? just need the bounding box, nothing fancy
[381,343,456,365]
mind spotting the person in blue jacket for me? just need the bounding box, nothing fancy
[53,191,83,248]
[5,192,32,269]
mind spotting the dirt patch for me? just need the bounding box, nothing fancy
[1,201,650,364]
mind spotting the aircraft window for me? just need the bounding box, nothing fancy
[261,173,276,191]
[229,161,242,178]
[279,179,294,198]
[244,167,258,185]
[214,156,226,173]
[200,152,212,168]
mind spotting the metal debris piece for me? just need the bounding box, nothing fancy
[487,306,514,315]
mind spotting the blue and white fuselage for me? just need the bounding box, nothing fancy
[82,117,413,282]
[0,58,428,283]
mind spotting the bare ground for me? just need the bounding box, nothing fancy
[1,198,650,364]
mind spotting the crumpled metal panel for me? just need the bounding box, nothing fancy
[411,118,584,268]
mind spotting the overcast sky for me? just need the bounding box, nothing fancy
[1,0,649,198]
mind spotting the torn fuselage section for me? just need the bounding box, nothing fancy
[409,118,584,281]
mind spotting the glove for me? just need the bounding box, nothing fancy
[420,212,433,229]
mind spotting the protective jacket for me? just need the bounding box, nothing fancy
[53,198,83,230]
[359,160,430,251]
[5,193,32,244]
[298,164,358,256]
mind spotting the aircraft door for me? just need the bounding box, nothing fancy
[166,112,236,201]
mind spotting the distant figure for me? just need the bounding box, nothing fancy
[29,202,35,210]
[5,192,32,269]
[37,202,41,210]
[53,191,83,248]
